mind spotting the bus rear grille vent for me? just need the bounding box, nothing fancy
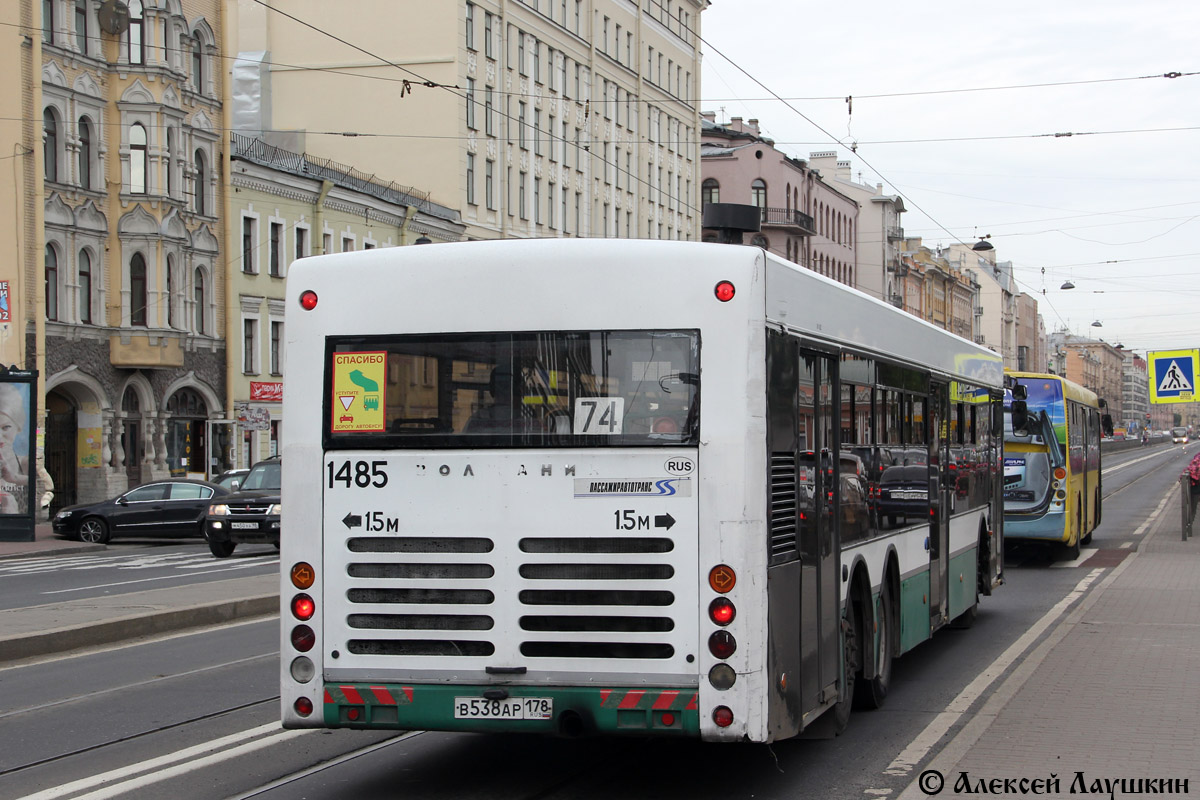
[518,642,674,659]
[518,564,674,580]
[519,537,673,554]
[770,452,799,562]
[347,537,494,553]
[347,613,494,631]
[518,589,674,606]
[347,588,495,605]
[347,639,496,657]
[348,563,495,580]
[520,615,674,632]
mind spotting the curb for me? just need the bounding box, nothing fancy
[0,542,107,561]
[0,593,279,663]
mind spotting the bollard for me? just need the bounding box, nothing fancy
[1183,473,1194,542]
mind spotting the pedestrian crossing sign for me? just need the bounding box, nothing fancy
[1148,349,1199,404]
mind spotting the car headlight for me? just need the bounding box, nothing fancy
[54,510,73,521]
[209,504,231,516]
[268,504,282,516]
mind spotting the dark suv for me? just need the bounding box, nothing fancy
[204,456,280,557]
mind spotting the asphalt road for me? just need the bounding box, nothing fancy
[0,443,1190,800]
[0,541,278,612]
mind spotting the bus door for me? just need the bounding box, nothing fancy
[795,350,841,714]
[928,384,950,624]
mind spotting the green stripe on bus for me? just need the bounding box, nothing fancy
[899,571,931,653]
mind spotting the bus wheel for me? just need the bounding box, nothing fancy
[833,600,860,734]
[1065,505,1082,560]
[857,581,893,709]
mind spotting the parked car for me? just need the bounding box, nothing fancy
[51,478,230,544]
[204,456,281,557]
[213,468,250,491]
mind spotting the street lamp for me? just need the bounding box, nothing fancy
[1060,280,1075,290]
[971,234,994,252]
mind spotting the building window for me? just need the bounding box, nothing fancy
[484,12,493,58]
[269,222,283,276]
[534,111,541,155]
[45,245,58,321]
[295,227,307,262]
[74,0,88,53]
[191,35,203,92]
[43,0,54,43]
[194,149,207,214]
[533,38,540,83]
[466,78,476,129]
[322,232,331,255]
[518,102,526,149]
[43,108,59,183]
[166,254,176,328]
[466,153,476,205]
[751,179,767,216]
[485,159,495,209]
[485,88,494,136]
[342,236,353,253]
[519,171,527,219]
[534,177,541,224]
[271,320,283,374]
[130,252,147,326]
[465,1,475,50]
[242,217,256,273]
[518,33,525,76]
[165,127,175,197]
[79,249,92,324]
[128,0,143,64]
[193,268,205,334]
[243,318,257,374]
[129,124,147,194]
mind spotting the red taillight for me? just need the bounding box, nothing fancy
[708,630,737,659]
[299,290,318,310]
[1053,467,1067,480]
[291,624,316,652]
[294,697,314,716]
[712,706,734,728]
[709,597,736,626]
[714,281,736,302]
[292,593,315,621]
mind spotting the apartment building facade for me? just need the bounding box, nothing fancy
[699,116,858,286]
[227,135,464,468]
[4,0,230,512]
[233,0,708,242]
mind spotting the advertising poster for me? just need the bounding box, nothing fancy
[0,380,32,515]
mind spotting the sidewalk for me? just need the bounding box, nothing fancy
[0,521,105,560]
[903,487,1200,797]
[0,522,277,664]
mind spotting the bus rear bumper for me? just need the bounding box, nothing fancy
[1003,513,1068,543]
[314,682,701,737]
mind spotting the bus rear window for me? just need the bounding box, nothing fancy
[325,330,699,448]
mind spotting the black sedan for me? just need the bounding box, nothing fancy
[52,479,231,544]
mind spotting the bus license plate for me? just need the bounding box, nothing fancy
[453,697,553,720]
[231,522,259,529]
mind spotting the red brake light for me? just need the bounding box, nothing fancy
[299,290,318,310]
[291,624,316,652]
[708,630,737,659]
[709,597,736,626]
[712,706,734,727]
[294,697,314,717]
[714,281,736,302]
[292,593,315,621]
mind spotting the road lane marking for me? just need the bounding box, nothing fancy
[19,722,294,800]
[39,560,279,595]
[229,731,422,799]
[881,568,1104,779]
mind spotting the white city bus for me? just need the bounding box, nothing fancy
[280,239,1004,742]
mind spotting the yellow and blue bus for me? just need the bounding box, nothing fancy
[1003,372,1109,558]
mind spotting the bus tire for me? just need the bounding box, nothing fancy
[833,598,860,734]
[1065,504,1082,560]
[857,580,893,709]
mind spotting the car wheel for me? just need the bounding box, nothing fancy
[78,517,110,544]
[208,539,236,558]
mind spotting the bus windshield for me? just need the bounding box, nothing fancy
[326,330,699,448]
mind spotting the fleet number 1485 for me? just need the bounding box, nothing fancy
[328,460,389,488]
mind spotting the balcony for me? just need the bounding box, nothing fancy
[889,294,904,308]
[110,332,185,369]
[760,207,816,236]
[887,226,905,241]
